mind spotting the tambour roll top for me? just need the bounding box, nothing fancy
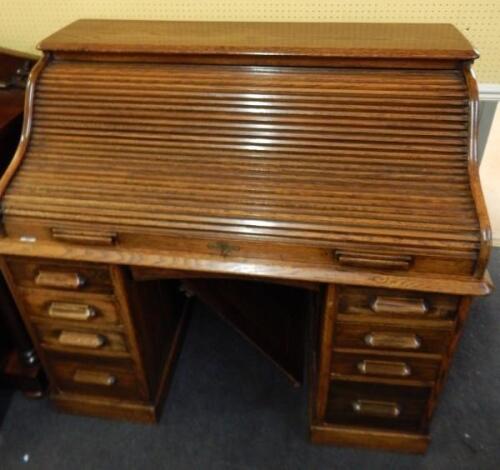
[0,20,491,288]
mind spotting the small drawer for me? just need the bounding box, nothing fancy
[325,381,430,431]
[334,321,452,355]
[5,257,113,294]
[338,286,459,320]
[331,351,440,385]
[19,288,121,325]
[34,323,128,356]
[46,353,147,401]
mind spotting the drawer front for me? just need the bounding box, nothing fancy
[338,286,459,320]
[19,288,121,325]
[325,381,430,431]
[46,354,147,401]
[34,323,128,356]
[334,321,452,355]
[6,257,113,294]
[331,351,440,385]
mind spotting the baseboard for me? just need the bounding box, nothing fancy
[492,239,500,248]
[479,84,500,101]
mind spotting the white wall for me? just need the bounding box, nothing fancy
[480,107,500,246]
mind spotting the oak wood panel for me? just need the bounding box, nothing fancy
[16,290,122,325]
[310,424,429,454]
[5,256,113,294]
[330,351,440,386]
[46,353,147,401]
[33,322,129,355]
[338,286,460,320]
[333,321,453,355]
[325,381,431,432]
[38,21,477,60]
[183,278,308,385]
[0,236,491,296]
[1,60,484,274]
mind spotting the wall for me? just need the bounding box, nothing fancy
[0,1,499,83]
[480,107,500,246]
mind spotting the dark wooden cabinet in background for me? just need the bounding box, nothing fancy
[0,21,492,453]
[0,48,45,396]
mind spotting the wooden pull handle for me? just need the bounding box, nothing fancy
[51,228,117,246]
[336,251,411,271]
[352,400,401,418]
[357,359,412,377]
[58,331,105,349]
[73,369,116,386]
[371,296,428,315]
[48,302,96,321]
[35,271,86,290]
[364,331,421,350]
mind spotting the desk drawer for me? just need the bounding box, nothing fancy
[47,354,147,401]
[334,321,452,355]
[325,381,430,431]
[34,323,129,356]
[338,286,460,321]
[6,257,113,294]
[331,351,440,385]
[19,288,121,325]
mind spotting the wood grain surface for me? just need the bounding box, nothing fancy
[38,20,477,60]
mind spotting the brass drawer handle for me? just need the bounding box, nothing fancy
[73,369,116,386]
[35,270,86,290]
[352,399,401,418]
[51,227,117,246]
[336,251,411,271]
[357,359,412,377]
[371,296,428,315]
[364,331,421,350]
[48,302,96,321]
[58,331,105,349]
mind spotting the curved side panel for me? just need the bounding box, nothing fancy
[0,53,50,203]
[463,63,492,278]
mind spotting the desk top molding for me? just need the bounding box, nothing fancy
[38,20,478,61]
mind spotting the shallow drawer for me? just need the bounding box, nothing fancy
[331,351,440,385]
[19,288,121,325]
[334,321,452,355]
[34,323,129,356]
[6,257,113,294]
[46,353,147,401]
[338,286,460,320]
[325,381,430,431]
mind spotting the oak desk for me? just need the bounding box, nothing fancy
[0,20,493,453]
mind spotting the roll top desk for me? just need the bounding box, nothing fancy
[0,20,492,453]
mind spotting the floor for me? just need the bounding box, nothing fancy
[0,250,499,470]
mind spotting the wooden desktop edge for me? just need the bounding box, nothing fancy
[0,238,491,296]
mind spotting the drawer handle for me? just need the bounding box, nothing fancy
[58,331,105,349]
[336,251,411,270]
[357,359,412,377]
[364,331,421,350]
[48,302,96,321]
[51,227,117,246]
[73,369,116,386]
[371,296,428,315]
[352,399,401,418]
[35,270,86,290]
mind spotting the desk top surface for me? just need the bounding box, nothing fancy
[38,20,477,60]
